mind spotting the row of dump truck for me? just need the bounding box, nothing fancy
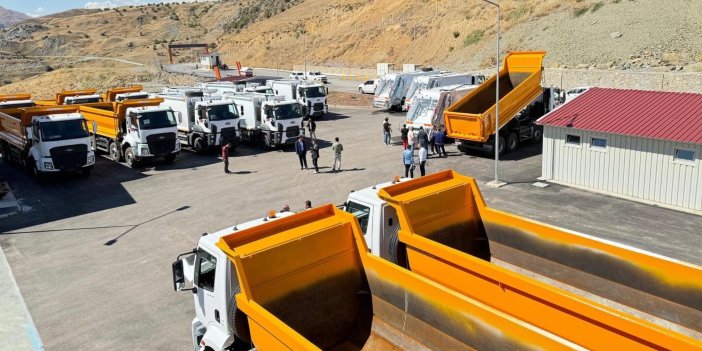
[376,51,563,155]
[0,80,329,178]
[172,169,702,351]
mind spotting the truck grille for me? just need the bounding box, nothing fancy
[146,132,176,156]
[286,126,300,137]
[220,127,237,144]
[50,144,88,170]
[313,103,324,111]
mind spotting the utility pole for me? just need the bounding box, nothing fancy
[483,0,505,188]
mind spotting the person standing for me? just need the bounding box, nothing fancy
[295,135,308,170]
[418,145,428,177]
[307,118,317,140]
[403,147,414,178]
[434,126,447,158]
[383,117,392,146]
[400,124,409,150]
[407,127,416,150]
[429,125,437,156]
[310,139,320,174]
[416,127,429,149]
[221,142,232,174]
[331,137,343,172]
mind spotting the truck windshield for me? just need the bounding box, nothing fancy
[273,104,302,120]
[138,110,177,130]
[207,104,238,121]
[40,120,89,141]
[303,87,326,98]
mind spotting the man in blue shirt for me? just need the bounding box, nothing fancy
[295,136,308,170]
[403,148,414,178]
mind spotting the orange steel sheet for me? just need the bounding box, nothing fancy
[216,205,579,350]
[378,170,702,350]
[0,94,32,102]
[444,51,545,143]
[102,86,143,102]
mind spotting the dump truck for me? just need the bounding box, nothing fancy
[0,105,96,178]
[350,170,702,347]
[223,92,303,149]
[102,86,150,102]
[173,206,588,351]
[35,89,102,106]
[267,80,328,118]
[405,84,478,131]
[79,98,180,167]
[403,73,483,112]
[0,94,35,110]
[157,89,240,153]
[444,51,565,155]
[373,71,436,111]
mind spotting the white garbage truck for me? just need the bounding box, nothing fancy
[267,80,328,118]
[157,89,241,153]
[372,70,436,111]
[403,73,484,112]
[405,84,478,130]
[224,92,304,149]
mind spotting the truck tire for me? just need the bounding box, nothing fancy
[229,286,252,344]
[497,136,506,156]
[258,134,271,149]
[532,127,543,143]
[388,226,408,268]
[506,133,518,153]
[164,154,176,164]
[1,143,9,163]
[193,137,205,154]
[125,147,138,168]
[30,160,45,181]
[109,142,122,162]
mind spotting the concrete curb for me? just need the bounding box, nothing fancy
[0,247,44,351]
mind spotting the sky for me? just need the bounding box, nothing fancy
[2,0,212,17]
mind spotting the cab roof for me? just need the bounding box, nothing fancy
[199,211,296,249]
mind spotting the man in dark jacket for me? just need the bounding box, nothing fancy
[295,136,308,170]
[307,118,317,140]
[416,127,429,149]
[400,124,409,149]
[433,127,447,158]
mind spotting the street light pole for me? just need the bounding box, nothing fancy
[483,0,504,188]
[304,36,307,78]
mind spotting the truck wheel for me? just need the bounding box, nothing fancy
[229,286,252,344]
[125,147,138,168]
[497,136,506,156]
[1,144,9,163]
[164,154,176,164]
[506,133,518,153]
[31,161,45,181]
[388,226,408,268]
[359,88,363,94]
[258,134,270,149]
[193,137,205,154]
[109,142,122,162]
[532,127,543,142]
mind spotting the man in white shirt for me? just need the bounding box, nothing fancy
[418,146,428,177]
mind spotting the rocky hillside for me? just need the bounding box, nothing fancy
[0,5,30,28]
[1,0,701,94]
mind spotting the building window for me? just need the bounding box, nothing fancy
[591,137,607,149]
[566,134,581,145]
[674,148,696,163]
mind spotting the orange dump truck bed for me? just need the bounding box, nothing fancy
[444,51,546,142]
[35,89,98,106]
[0,94,32,102]
[102,86,143,102]
[216,205,582,351]
[78,98,163,140]
[378,170,702,350]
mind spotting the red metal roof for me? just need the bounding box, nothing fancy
[537,88,702,144]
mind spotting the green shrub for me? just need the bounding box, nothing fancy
[572,7,590,17]
[463,30,483,46]
[452,31,460,38]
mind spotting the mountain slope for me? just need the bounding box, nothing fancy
[0,5,30,28]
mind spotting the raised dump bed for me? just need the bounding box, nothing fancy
[215,205,581,351]
[378,170,702,350]
[444,51,546,143]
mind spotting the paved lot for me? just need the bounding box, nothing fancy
[1,107,701,350]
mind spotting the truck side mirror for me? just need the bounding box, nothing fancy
[172,260,185,291]
[176,111,183,123]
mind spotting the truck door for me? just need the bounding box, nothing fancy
[193,248,220,329]
[345,201,375,252]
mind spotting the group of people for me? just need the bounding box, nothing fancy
[383,117,448,179]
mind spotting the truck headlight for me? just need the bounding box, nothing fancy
[87,155,95,164]
[44,162,54,170]
[141,146,150,156]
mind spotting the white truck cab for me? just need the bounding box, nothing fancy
[63,94,102,105]
[123,106,181,166]
[172,211,295,351]
[158,90,241,153]
[268,80,328,118]
[26,113,96,176]
[225,92,304,149]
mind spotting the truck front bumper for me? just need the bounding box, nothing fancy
[40,151,95,172]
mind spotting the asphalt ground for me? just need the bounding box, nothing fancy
[1,107,701,350]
